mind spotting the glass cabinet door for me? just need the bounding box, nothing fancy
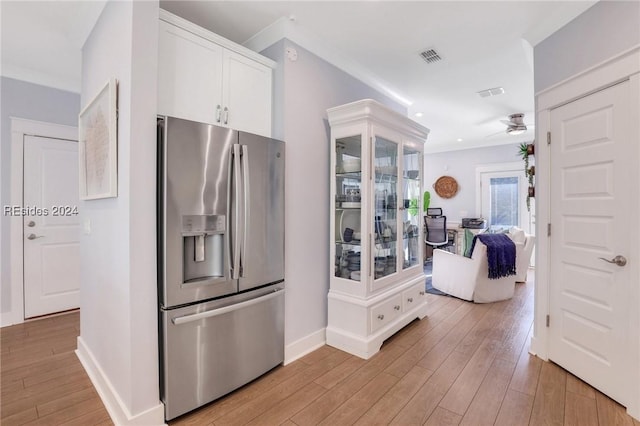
[373,136,399,280]
[402,146,422,270]
[335,135,362,282]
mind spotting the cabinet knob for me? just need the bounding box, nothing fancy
[223,106,229,124]
[216,105,222,123]
[419,291,425,296]
[394,305,400,311]
[407,297,413,303]
[377,314,384,320]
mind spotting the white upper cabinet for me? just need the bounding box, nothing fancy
[222,50,272,138]
[157,11,274,137]
[158,20,224,126]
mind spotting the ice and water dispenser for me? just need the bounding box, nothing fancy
[181,215,225,283]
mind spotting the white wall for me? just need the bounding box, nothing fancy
[261,40,406,355]
[78,1,162,422]
[423,142,524,223]
[534,0,640,92]
[0,77,80,319]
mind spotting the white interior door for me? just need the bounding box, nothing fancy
[23,135,81,318]
[549,81,632,405]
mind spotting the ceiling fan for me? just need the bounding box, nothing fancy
[484,113,533,138]
[500,113,528,135]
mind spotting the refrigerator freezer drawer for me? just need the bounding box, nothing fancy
[161,286,284,420]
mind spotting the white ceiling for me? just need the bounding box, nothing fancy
[1,1,596,152]
[0,1,106,93]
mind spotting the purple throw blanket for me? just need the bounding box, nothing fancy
[469,234,516,279]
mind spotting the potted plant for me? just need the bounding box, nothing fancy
[423,190,431,212]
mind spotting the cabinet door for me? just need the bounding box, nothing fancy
[371,131,401,290]
[158,20,224,125]
[334,134,363,284]
[401,143,422,270]
[222,50,272,137]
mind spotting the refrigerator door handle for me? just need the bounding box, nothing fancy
[240,145,250,277]
[171,289,284,325]
[231,144,242,280]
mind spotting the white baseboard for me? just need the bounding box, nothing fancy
[528,336,548,360]
[284,328,326,365]
[76,337,166,426]
[0,311,22,328]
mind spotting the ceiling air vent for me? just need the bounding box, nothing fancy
[420,48,442,64]
[477,87,505,98]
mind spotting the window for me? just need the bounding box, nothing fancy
[488,176,519,230]
[476,162,533,234]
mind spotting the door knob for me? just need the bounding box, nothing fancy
[27,234,44,240]
[27,220,36,227]
[599,255,627,267]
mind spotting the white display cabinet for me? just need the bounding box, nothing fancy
[326,99,430,359]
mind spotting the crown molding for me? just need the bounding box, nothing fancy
[2,64,80,93]
[424,136,531,154]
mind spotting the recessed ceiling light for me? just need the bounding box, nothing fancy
[456,138,463,142]
[414,112,423,117]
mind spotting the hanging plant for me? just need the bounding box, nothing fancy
[518,142,530,174]
[518,142,535,211]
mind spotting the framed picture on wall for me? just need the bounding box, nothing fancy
[78,78,118,200]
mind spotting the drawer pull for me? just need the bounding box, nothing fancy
[419,291,425,296]
[394,305,400,311]
[407,297,413,303]
[378,314,384,320]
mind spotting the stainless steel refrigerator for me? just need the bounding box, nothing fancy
[157,116,285,420]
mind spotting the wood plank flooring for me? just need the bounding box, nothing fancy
[1,311,112,425]
[2,272,639,425]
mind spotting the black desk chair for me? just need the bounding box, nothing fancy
[424,215,448,250]
[426,208,443,218]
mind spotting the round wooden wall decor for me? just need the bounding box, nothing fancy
[433,175,459,198]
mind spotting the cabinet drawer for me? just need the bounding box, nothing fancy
[370,295,402,333]
[402,283,426,312]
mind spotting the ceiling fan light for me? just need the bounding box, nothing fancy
[506,125,526,135]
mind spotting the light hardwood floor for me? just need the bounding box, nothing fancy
[1,310,111,425]
[2,273,639,425]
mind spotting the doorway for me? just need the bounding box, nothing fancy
[8,119,79,325]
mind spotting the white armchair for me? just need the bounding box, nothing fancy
[515,234,535,282]
[432,239,518,303]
